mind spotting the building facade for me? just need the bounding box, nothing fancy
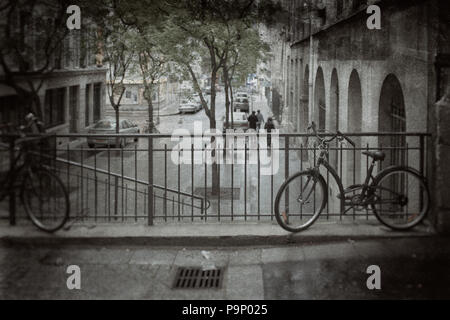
[0,10,107,138]
[269,0,450,230]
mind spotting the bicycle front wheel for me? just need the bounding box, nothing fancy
[274,171,327,232]
[371,167,430,230]
[21,167,70,232]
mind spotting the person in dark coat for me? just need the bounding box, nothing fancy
[264,117,276,147]
[247,111,258,130]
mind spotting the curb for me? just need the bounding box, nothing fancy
[0,231,434,247]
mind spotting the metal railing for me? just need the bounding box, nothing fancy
[0,131,431,226]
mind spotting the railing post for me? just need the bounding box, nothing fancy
[9,138,16,226]
[419,135,425,177]
[148,135,154,226]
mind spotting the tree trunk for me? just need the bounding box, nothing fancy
[147,95,154,133]
[210,68,220,196]
[224,64,230,129]
[229,78,234,129]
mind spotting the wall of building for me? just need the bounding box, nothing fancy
[269,0,449,229]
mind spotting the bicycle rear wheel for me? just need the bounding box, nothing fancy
[21,167,70,232]
[274,171,327,232]
[371,167,430,230]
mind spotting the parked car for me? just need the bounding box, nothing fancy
[87,118,139,148]
[179,99,202,113]
[233,97,250,113]
[235,91,249,100]
[222,112,249,132]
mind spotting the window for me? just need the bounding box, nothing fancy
[126,91,132,99]
[93,83,102,122]
[337,0,343,16]
[69,86,79,133]
[44,88,65,128]
[0,95,23,127]
[85,84,91,127]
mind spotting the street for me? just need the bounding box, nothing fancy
[1,237,449,299]
[59,90,290,223]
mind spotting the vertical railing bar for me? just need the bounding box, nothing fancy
[313,143,316,217]
[148,135,154,226]
[419,135,425,211]
[178,142,181,221]
[80,145,84,221]
[94,145,98,222]
[104,178,108,222]
[125,184,128,218]
[352,143,356,219]
[135,144,138,222]
[326,143,329,220]
[8,138,16,226]
[366,143,370,220]
[218,159,221,222]
[86,173,89,221]
[191,143,194,222]
[284,137,289,222]
[270,142,274,220]
[245,142,248,220]
[172,196,175,221]
[300,143,303,219]
[121,146,124,222]
[107,145,111,221]
[231,141,234,221]
[204,143,207,221]
[164,144,168,222]
[257,136,260,220]
[406,142,409,219]
[66,143,70,219]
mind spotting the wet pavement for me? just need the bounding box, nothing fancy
[1,236,449,299]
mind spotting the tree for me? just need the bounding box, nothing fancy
[100,15,135,141]
[133,25,167,133]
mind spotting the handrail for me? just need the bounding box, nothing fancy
[54,156,211,210]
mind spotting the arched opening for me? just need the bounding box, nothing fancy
[301,65,309,132]
[330,69,339,132]
[347,70,363,183]
[379,74,406,166]
[314,67,326,131]
[329,69,340,169]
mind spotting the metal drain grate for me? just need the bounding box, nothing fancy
[173,267,224,289]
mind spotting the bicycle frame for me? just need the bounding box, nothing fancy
[309,147,380,214]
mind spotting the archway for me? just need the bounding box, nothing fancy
[379,74,406,166]
[347,70,363,183]
[330,69,339,132]
[314,67,326,131]
[300,65,310,132]
[329,69,340,169]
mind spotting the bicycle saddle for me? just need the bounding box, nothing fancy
[362,151,385,161]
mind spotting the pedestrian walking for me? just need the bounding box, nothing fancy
[264,117,276,148]
[247,111,258,130]
[256,110,264,131]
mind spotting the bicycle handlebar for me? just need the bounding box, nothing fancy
[308,122,355,147]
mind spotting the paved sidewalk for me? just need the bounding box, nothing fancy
[1,236,449,299]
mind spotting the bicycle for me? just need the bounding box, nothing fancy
[0,114,70,232]
[274,122,430,232]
